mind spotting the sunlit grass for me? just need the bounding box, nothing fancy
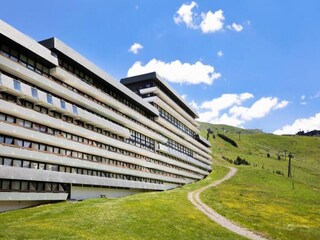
[200,123,320,240]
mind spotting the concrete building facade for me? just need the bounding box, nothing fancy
[0,20,212,212]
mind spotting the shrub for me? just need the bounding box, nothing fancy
[218,133,238,147]
[233,156,250,165]
[275,170,284,176]
[222,155,233,164]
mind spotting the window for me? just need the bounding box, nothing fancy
[5,137,13,144]
[60,100,66,109]
[6,116,15,123]
[72,105,78,115]
[13,79,21,91]
[11,181,20,190]
[1,180,10,190]
[13,159,22,167]
[3,158,12,166]
[27,58,35,70]
[47,94,53,104]
[31,88,38,99]
[21,181,29,191]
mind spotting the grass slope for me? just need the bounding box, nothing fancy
[0,166,245,240]
[200,123,320,239]
[0,123,319,239]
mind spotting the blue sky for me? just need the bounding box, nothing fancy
[1,0,319,133]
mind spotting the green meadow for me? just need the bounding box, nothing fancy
[0,122,319,239]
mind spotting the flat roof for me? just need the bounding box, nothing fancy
[39,37,159,117]
[121,72,199,118]
[0,20,58,66]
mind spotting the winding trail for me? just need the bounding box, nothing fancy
[188,167,268,240]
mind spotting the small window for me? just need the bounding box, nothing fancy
[72,105,78,115]
[21,181,29,191]
[3,158,12,166]
[32,142,39,150]
[0,113,5,121]
[10,50,18,61]
[37,182,45,191]
[33,123,40,131]
[1,180,11,190]
[13,159,22,167]
[43,67,49,77]
[11,181,20,190]
[22,160,30,168]
[39,163,45,170]
[52,183,58,191]
[47,94,53,104]
[20,54,27,64]
[60,100,66,109]
[6,116,15,123]
[24,120,32,128]
[1,44,10,57]
[31,88,38,99]
[29,182,37,191]
[14,139,23,147]
[5,137,14,145]
[35,62,43,74]
[27,59,35,70]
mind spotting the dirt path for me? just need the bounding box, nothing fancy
[188,167,268,240]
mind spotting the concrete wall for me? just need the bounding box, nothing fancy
[70,186,147,200]
[0,200,53,212]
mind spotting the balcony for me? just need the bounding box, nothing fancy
[156,143,211,171]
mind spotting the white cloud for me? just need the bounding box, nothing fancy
[229,97,288,121]
[174,2,227,34]
[127,58,221,85]
[129,43,143,55]
[181,94,187,100]
[273,113,320,135]
[301,95,306,100]
[311,91,320,99]
[174,1,198,29]
[200,93,253,118]
[227,22,244,32]
[217,50,224,57]
[198,94,289,128]
[274,100,289,110]
[200,10,225,33]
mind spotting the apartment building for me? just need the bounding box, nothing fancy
[0,20,212,212]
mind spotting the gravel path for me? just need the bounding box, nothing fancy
[188,167,268,240]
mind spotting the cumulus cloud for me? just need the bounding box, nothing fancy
[197,94,289,128]
[201,93,253,118]
[273,113,320,135]
[174,1,198,29]
[200,10,225,33]
[173,2,226,34]
[127,59,221,85]
[217,50,224,57]
[226,22,244,32]
[229,97,288,121]
[129,43,143,54]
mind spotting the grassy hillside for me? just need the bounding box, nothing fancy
[0,123,319,239]
[199,123,320,239]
